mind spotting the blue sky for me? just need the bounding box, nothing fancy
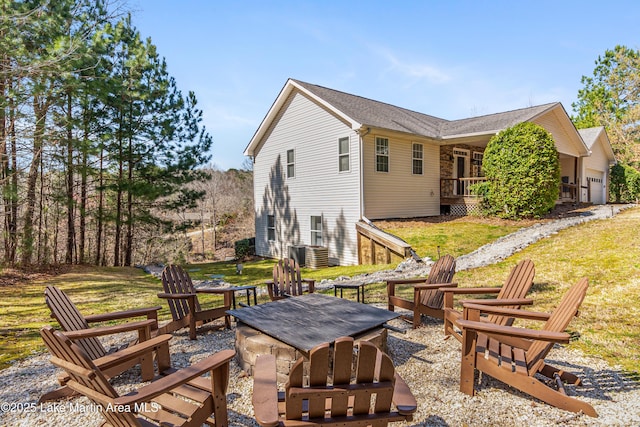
[131,0,640,170]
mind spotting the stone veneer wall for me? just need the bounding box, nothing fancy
[234,324,388,384]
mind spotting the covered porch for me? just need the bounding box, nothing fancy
[439,145,581,216]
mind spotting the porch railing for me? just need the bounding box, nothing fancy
[440,177,487,198]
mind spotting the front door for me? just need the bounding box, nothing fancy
[453,149,469,195]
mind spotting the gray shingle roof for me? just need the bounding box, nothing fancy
[293,79,560,139]
[439,103,559,136]
[292,80,447,138]
[578,127,604,149]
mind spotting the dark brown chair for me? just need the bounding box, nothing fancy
[158,264,232,340]
[41,285,171,402]
[442,259,535,342]
[266,258,315,301]
[457,277,597,416]
[40,325,234,427]
[252,336,417,426]
[386,254,457,328]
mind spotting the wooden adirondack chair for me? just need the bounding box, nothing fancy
[40,326,234,427]
[41,286,172,402]
[457,277,597,417]
[442,259,536,342]
[158,264,232,340]
[266,258,315,301]
[252,336,417,427]
[386,254,457,328]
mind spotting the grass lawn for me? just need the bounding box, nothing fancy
[376,216,525,259]
[1,206,638,376]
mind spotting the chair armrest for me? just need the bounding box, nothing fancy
[456,319,570,343]
[440,286,502,295]
[63,319,155,340]
[252,355,280,427]
[114,349,235,406]
[94,334,172,371]
[157,292,196,300]
[84,306,161,323]
[414,282,457,290]
[387,278,427,287]
[392,373,417,416]
[458,298,534,307]
[264,279,274,285]
[462,302,551,321]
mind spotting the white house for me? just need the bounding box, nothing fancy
[244,79,616,266]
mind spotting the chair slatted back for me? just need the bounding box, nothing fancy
[526,277,589,374]
[421,254,456,308]
[40,326,140,426]
[273,258,303,298]
[487,259,535,325]
[161,265,202,322]
[44,286,106,360]
[285,337,397,423]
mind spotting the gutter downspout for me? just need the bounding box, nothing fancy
[358,127,370,222]
[358,127,370,265]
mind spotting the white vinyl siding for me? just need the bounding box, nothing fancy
[375,137,389,172]
[252,91,361,265]
[363,133,440,219]
[412,143,423,175]
[338,137,350,172]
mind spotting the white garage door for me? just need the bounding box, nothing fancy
[586,170,605,204]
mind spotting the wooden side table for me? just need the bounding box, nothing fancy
[333,283,367,303]
[219,285,258,309]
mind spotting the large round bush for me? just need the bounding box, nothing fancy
[481,122,560,219]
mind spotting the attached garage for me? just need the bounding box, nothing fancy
[578,127,616,205]
[586,169,605,204]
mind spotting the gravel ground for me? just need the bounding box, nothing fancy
[1,317,639,426]
[1,204,638,426]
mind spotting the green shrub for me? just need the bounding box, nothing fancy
[610,163,640,202]
[234,238,255,260]
[481,122,560,219]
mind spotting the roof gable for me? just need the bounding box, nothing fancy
[578,127,616,161]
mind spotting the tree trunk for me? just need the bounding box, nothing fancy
[8,90,17,264]
[95,146,104,265]
[65,89,75,263]
[124,113,133,267]
[22,95,47,265]
[79,115,88,264]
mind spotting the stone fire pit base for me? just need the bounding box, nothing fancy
[234,323,388,383]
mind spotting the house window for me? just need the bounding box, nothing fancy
[286,149,295,178]
[375,137,389,172]
[412,143,423,175]
[473,152,484,177]
[338,137,350,172]
[267,215,275,241]
[310,216,322,246]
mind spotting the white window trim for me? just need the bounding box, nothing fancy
[267,214,275,241]
[412,142,423,175]
[338,136,350,172]
[286,149,295,179]
[375,136,389,173]
[310,215,323,246]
